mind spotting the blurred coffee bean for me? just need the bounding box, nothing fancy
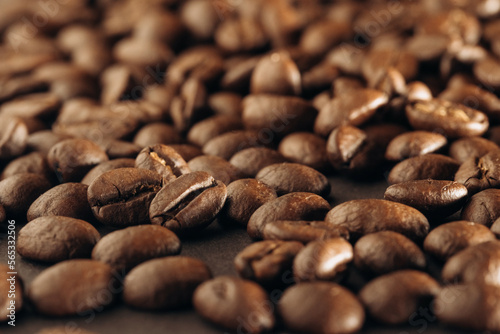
[0,92,60,120]
[167,144,203,162]
[113,37,173,68]
[474,56,500,89]
[449,137,499,164]
[301,61,340,93]
[263,220,349,243]
[0,173,52,216]
[180,0,220,40]
[202,130,266,160]
[362,49,418,88]
[250,52,301,96]
[215,18,267,53]
[98,139,141,159]
[461,189,500,226]
[0,264,23,322]
[388,154,460,184]
[81,158,136,185]
[1,152,52,180]
[455,149,500,194]
[135,144,190,182]
[26,130,69,155]
[278,132,329,170]
[0,116,28,160]
[188,155,240,185]
[385,131,447,161]
[187,115,243,147]
[208,92,242,117]
[230,147,287,178]
[170,78,208,133]
[133,123,183,148]
[299,20,350,56]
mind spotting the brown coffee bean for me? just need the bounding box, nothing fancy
[359,270,440,324]
[47,138,109,183]
[27,183,93,222]
[188,155,240,185]
[406,99,489,138]
[28,259,117,316]
[325,199,430,240]
[26,130,69,156]
[0,116,28,160]
[0,92,60,119]
[0,264,23,322]
[302,60,340,93]
[133,10,183,45]
[384,180,468,218]
[0,204,5,226]
[388,154,460,184]
[461,189,500,226]
[170,78,207,133]
[250,52,301,96]
[230,147,288,178]
[166,46,223,84]
[180,0,219,40]
[81,158,136,185]
[279,282,365,334]
[208,92,242,117]
[113,38,173,67]
[87,168,163,227]
[442,240,500,285]
[167,144,203,162]
[247,192,331,239]
[455,149,500,194]
[354,231,426,275]
[215,18,267,53]
[220,179,277,226]
[18,216,100,262]
[278,132,329,170]
[362,49,418,87]
[385,131,447,161]
[293,238,353,282]
[263,220,350,243]
[124,256,211,310]
[135,144,190,182]
[474,56,500,89]
[187,115,243,147]
[299,20,350,56]
[424,221,496,261]
[221,56,260,92]
[449,137,499,164]
[202,130,267,160]
[256,162,330,197]
[133,122,183,148]
[0,173,52,216]
[149,171,227,234]
[92,225,181,272]
[235,240,303,286]
[1,151,52,181]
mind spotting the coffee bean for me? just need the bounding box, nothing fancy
[278,132,329,170]
[247,192,331,239]
[87,168,163,227]
[424,221,496,261]
[18,216,100,262]
[279,282,365,334]
[81,158,136,185]
[384,180,468,218]
[0,92,60,119]
[202,130,266,160]
[474,56,500,89]
[187,115,243,147]
[1,151,52,180]
[167,46,223,85]
[229,147,288,178]
[262,220,350,243]
[27,183,93,221]
[0,204,5,226]
[220,179,277,226]
[256,162,330,197]
[449,137,499,164]
[234,240,303,286]
[47,138,109,183]
[388,154,460,184]
[385,131,447,161]
[359,270,440,324]
[113,38,173,68]
[188,155,240,185]
[92,225,180,272]
[455,149,500,194]
[406,99,489,138]
[250,52,301,96]
[325,199,429,240]
[133,123,183,148]
[299,20,350,56]
[215,18,267,53]
[167,144,203,162]
[491,217,500,237]
[99,139,142,160]
[135,144,190,182]
[0,116,28,160]
[124,256,211,310]
[181,0,219,40]
[0,173,52,216]
[362,49,418,87]
[208,92,242,117]
[28,259,117,316]
[302,61,340,93]
[293,238,353,282]
[461,189,500,226]
[331,76,365,96]
[0,264,23,322]
[193,276,275,333]
[170,78,208,132]
[149,171,227,234]
[26,130,69,155]
[354,231,426,275]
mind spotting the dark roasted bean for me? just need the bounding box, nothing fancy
[202,130,265,160]
[278,132,329,170]
[187,115,243,147]
[81,158,136,185]
[135,144,190,182]
[250,52,301,96]
[0,173,52,216]
[133,123,183,148]
[461,189,500,226]
[229,147,288,178]
[385,131,447,161]
[188,155,240,185]
[449,137,499,164]
[388,154,460,184]
[455,149,500,194]
[262,220,349,243]
[0,116,28,160]
[1,151,52,180]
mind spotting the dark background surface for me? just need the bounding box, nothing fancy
[0,176,481,334]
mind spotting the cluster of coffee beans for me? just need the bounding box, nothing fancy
[3,0,500,333]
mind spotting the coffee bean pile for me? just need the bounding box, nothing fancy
[2,0,500,333]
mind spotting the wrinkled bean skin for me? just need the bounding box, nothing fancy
[461,189,500,226]
[455,150,500,194]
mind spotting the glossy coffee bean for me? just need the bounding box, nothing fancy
[262,220,350,243]
[229,147,288,178]
[455,149,500,194]
[0,264,23,322]
[0,116,28,160]
[0,152,52,181]
[250,52,301,96]
[81,158,136,185]
[279,282,365,334]
[424,221,496,261]
[354,231,426,275]
[0,173,52,216]
[124,256,211,310]
[234,240,303,286]
[278,132,329,170]
[325,199,429,240]
[385,131,447,161]
[18,216,100,262]
[388,154,460,184]
[149,171,227,234]
[87,168,163,227]
[449,137,499,164]
[188,155,240,185]
[359,270,440,324]
[135,144,190,182]
[193,276,275,334]
[461,189,500,226]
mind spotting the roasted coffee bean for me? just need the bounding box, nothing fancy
[47,138,109,183]
[461,189,500,226]
[220,179,277,226]
[359,270,440,324]
[170,78,208,133]
[406,99,489,138]
[18,216,100,262]
[293,238,353,282]
[442,240,500,286]
[235,240,303,286]
[1,151,52,180]
[354,231,426,275]
[278,132,329,170]
[325,199,429,240]
[362,49,418,87]
[221,56,260,92]
[124,256,211,310]
[180,0,219,40]
[388,154,460,184]
[81,158,136,185]
[262,220,350,243]
[0,92,60,119]
[92,225,180,272]
[149,171,227,234]
[279,282,365,334]
[314,89,388,137]
[247,192,331,239]
[229,147,288,178]
[424,221,496,261]
[455,149,500,194]
[87,168,163,227]
[491,217,500,237]
[299,20,350,56]
[474,56,500,89]
[301,61,340,93]
[133,123,183,148]
[208,92,242,117]
[167,144,203,162]
[187,115,243,147]
[384,180,468,218]
[193,276,275,334]
[99,139,142,159]
[113,37,173,68]
[0,173,52,216]
[449,137,499,164]
[385,131,447,161]
[0,204,5,226]
[28,259,117,316]
[0,116,28,160]
[27,183,93,221]
[135,144,190,182]
[202,130,266,160]
[215,18,267,54]
[188,155,240,185]
[0,264,23,322]
[250,52,301,96]
[26,130,69,155]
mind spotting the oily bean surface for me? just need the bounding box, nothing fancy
[229,147,288,178]
[454,149,500,194]
[278,132,329,170]
[449,137,499,164]
[263,220,350,243]
[461,189,500,226]
[385,131,447,161]
[388,154,460,184]
[0,173,52,216]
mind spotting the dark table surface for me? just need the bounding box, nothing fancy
[0,176,483,334]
